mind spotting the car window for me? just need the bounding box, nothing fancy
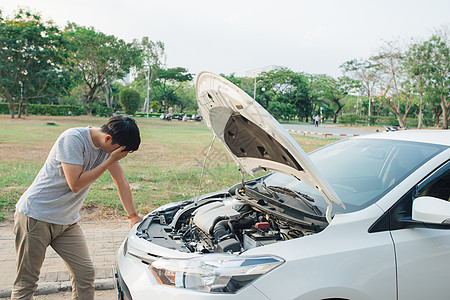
[370,159,450,233]
[416,161,450,202]
[264,139,447,214]
[310,139,445,210]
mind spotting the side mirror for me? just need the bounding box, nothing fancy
[413,196,450,225]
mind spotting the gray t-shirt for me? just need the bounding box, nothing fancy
[16,127,110,225]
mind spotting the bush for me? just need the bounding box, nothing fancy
[119,89,141,115]
[371,116,397,125]
[338,114,359,125]
[421,117,435,127]
[90,103,114,117]
[368,116,377,126]
[0,103,87,116]
[134,112,162,117]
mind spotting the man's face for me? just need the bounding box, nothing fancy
[108,143,122,154]
[103,135,122,153]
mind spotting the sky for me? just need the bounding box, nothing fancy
[1,0,450,79]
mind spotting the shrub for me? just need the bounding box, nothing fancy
[368,116,377,126]
[119,89,141,115]
[338,113,359,125]
[0,103,87,116]
[90,103,114,117]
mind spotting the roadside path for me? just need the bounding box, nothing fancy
[281,123,381,137]
[0,219,129,299]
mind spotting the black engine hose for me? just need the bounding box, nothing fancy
[209,216,229,236]
[232,215,256,230]
[213,220,232,241]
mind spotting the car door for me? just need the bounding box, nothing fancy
[390,160,450,300]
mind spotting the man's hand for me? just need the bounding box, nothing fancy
[129,214,143,228]
[109,146,129,162]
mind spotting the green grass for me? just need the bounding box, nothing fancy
[0,115,338,220]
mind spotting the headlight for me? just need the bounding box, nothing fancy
[150,254,284,293]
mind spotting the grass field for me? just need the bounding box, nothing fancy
[0,115,340,221]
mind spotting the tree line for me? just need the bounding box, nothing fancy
[222,28,450,130]
[341,31,450,129]
[1,8,449,129]
[0,8,196,118]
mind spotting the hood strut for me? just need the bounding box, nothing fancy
[326,204,332,223]
[195,135,216,206]
[240,169,246,189]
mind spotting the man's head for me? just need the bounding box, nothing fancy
[101,115,141,152]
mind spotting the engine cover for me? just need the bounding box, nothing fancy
[193,201,240,234]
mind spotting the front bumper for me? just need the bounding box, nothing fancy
[116,237,271,300]
[114,266,133,300]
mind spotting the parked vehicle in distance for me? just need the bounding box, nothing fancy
[115,72,450,300]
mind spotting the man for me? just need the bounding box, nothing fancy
[12,115,143,300]
[314,115,319,127]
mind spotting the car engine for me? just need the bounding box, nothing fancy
[136,182,328,254]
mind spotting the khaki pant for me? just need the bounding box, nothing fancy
[12,212,95,300]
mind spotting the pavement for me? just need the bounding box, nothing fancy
[0,219,130,299]
[281,123,380,137]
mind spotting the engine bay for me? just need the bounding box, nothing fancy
[136,181,328,254]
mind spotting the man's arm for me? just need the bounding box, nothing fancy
[108,161,143,227]
[61,146,128,193]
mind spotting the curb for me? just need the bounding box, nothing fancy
[0,278,114,299]
[286,129,360,138]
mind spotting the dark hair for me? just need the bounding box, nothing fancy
[101,115,141,152]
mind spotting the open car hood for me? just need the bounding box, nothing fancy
[196,72,344,220]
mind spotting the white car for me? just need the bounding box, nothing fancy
[115,72,450,300]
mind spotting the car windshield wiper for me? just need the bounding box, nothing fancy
[265,185,322,215]
[260,181,280,200]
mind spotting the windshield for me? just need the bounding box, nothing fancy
[263,138,446,214]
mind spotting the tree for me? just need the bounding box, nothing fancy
[371,40,413,128]
[404,39,429,129]
[428,93,444,127]
[286,72,313,121]
[268,101,296,120]
[220,73,243,86]
[102,81,122,109]
[403,32,450,129]
[119,88,141,115]
[66,23,142,115]
[152,67,193,110]
[258,68,292,109]
[174,81,197,112]
[311,75,356,123]
[420,35,450,129]
[134,37,165,114]
[0,9,72,118]
[257,68,313,121]
[340,59,379,117]
[220,73,255,99]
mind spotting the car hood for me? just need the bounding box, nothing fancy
[196,72,344,220]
